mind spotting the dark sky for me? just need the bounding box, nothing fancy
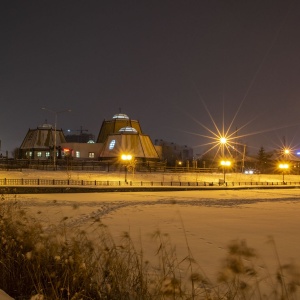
[1,0,300,156]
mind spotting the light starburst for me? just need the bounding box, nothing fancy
[181,103,300,165]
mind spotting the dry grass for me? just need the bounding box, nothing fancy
[1,194,300,299]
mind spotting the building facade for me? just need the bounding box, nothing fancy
[19,123,66,160]
[154,139,193,166]
[62,113,161,163]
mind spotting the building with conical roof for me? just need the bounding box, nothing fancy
[19,123,66,159]
[60,113,161,163]
[96,113,142,143]
[97,114,159,161]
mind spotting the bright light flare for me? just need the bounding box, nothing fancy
[186,113,249,161]
[220,137,227,144]
[121,154,132,161]
[220,160,231,166]
[279,163,289,170]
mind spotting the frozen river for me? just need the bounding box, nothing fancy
[13,188,300,282]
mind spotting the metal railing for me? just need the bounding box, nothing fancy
[0,178,300,187]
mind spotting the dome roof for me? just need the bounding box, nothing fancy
[38,123,53,129]
[112,113,129,120]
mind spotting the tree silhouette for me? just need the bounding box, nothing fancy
[256,146,273,173]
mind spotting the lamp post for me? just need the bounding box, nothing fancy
[121,154,133,183]
[41,108,71,169]
[220,137,227,157]
[220,160,231,184]
[279,163,289,184]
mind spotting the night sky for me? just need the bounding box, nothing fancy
[1,0,300,156]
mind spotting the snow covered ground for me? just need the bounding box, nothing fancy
[2,170,300,295]
[12,188,300,280]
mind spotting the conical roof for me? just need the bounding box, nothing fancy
[98,113,159,161]
[97,114,142,143]
[19,124,66,150]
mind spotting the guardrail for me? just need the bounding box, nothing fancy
[0,178,299,187]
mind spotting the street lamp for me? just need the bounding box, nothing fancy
[220,137,227,144]
[220,160,231,184]
[121,154,133,183]
[279,163,289,184]
[41,108,71,169]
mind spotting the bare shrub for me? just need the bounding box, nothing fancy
[1,195,300,299]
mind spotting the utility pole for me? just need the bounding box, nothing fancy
[42,108,71,169]
[241,144,246,173]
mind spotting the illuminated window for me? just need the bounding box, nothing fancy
[88,152,95,158]
[119,126,137,133]
[37,152,42,157]
[45,152,50,157]
[109,140,116,150]
[76,151,80,158]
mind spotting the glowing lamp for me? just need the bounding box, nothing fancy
[220,160,231,166]
[279,163,289,170]
[121,154,132,161]
[220,137,227,144]
[220,160,231,184]
[121,154,133,183]
[279,163,289,184]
